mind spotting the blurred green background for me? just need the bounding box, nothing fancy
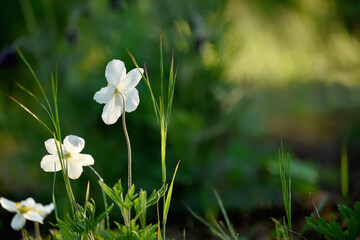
[1,0,360,238]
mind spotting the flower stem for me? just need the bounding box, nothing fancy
[66,168,79,213]
[63,156,79,214]
[21,229,27,240]
[120,94,132,224]
[34,222,40,239]
[53,135,78,218]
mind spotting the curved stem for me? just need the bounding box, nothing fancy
[120,94,132,224]
[120,95,132,190]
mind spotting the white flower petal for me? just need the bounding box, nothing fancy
[11,213,26,230]
[64,135,85,154]
[71,153,94,166]
[118,68,144,90]
[105,59,126,86]
[0,197,18,213]
[41,155,62,172]
[101,94,123,125]
[123,88,140,112]
[66,162,83,180]
[23,211,43,223]
[44,138,62,155]
[94,85,115,104]
[21,198,35,208]
[40,203,54,217]
[35,203,54,218]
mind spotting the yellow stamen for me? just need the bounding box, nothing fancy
[15,202,32,214]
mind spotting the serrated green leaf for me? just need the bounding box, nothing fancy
[328,217,346,240]
[339,205,352,219]
[353,202,360,218]
[347,216,360,240]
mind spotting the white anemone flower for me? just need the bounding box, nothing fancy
[40,135,94,179]
[94,59,144,125]
[0,197,53,230]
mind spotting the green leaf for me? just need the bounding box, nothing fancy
[328,217,346,240]
[163,161,180,224]
[347,216,360,240]
[339,205,353,219]
[147,184,167,206]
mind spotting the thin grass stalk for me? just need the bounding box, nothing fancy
[213,189,238,239]
[157,202,162,240]
[52,130,77,219]
[52,171,59,219]
[21,229,27,240]
[89,166,110,230]
[275,222,282,240]
[279,146,292,240]
[10,79,62,143]
[211,216,230,239]
[158,33,167,239]
[166,51,176,122]
[66,168,79,213]
[129,39,177,239]
[5,94,53,135]
[11,79,54,123]
[286,153,292,238]
[128,51,160,120]
[341,142,349,205]
[16,48,79,218]
[161,118,167,183]
[51,70,62,141]
[160,32,164,115]
[185,205,225,239]
[50,71,78,214]
[16,47,55,121]
[51,69,80,216]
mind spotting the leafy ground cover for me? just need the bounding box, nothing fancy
[1,0,360,239]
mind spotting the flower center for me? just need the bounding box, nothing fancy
[64,152,72,159]
[15,202,32,214]
[115,88,122,95]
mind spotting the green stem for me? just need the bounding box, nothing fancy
[89,166,110,230]
[162,195,166,239]
[53,135,77,218]
[21,229,27,240]
[341,142,349,205]
[65,165,79,213]
[161,117,167,238]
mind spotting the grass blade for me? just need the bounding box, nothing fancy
[128,51,160,120]
[213,189,238,239]
[279,143,292,240]
[163,160,180,223]
[6,93,53,134]
[15,46,55,120]
[185,204,226,239]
